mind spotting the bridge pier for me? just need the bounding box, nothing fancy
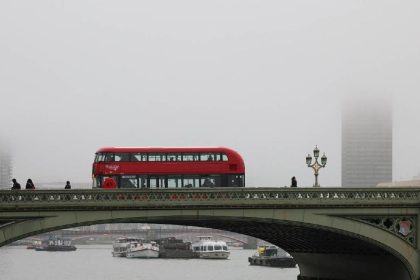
[293,253,412,280]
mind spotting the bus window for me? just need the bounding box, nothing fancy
[221,154,228,161]
[200,153,216,161]
[95,153,105,162]
[149,176,166,188]
[120,175,138,188]
[132,153,147,162]
[93,176,102,188]
[228,175,244,187]
[104,153,114,162]
[148,153,165,162]
[168,176,182,188]
[167,153,181,161]
[200,175,220,187]
[183,176,199,188]
[139,175,147,188]
[114,153,130,162]
[182,153,199,161]
[201,178,214,187]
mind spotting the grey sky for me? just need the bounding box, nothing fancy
[1,1,419,187]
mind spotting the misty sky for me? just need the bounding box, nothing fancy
[1,1,420,187]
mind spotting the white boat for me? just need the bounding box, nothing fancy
[112,237,141,257]
[126,241,159,258]
[192,236,230,259]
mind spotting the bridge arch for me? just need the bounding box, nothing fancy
[1,208,416,280]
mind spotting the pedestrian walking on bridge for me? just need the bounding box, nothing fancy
[291,176,297,187]
[11,179,21,190]
[25,179,35,189]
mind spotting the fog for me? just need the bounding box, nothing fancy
[1,1,419,187]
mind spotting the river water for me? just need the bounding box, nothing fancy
[0,245,299,280]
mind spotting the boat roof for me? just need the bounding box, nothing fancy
[197,236,214,240]
[115,237,141,242]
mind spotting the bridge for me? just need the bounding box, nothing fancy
[0,187,419,280]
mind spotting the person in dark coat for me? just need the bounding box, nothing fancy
[64,181,71,189]
[11,178,21,190]
[291,176,297,187]
[25,179,35,189]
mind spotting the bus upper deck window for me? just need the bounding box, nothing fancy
[104,153,114,162]
[167,153,181,161]
[182,154,198,161]
[200,153,217,161]
[148,153,165,161]
[221,154,228,161]
[96,153,107,162]
[132,153,147,161]
[114,153,130,162]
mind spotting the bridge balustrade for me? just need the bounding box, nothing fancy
[0,188,418,210]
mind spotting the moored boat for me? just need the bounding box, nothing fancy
[27,239,42,249]
[112,237,141,257]
[192,236,230,259]
[248,245,296,268]
[156,237,199,259]
[126,240,159,258]
[35,237,77,252]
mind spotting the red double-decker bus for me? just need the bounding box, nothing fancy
[92,147,245,189]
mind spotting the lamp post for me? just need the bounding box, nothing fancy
[306,146,327,187]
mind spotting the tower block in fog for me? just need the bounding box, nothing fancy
[0,150,12,190]
[342,99,392,187]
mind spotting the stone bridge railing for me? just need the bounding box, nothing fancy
[0,187,419,210]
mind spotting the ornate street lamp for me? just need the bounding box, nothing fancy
[306,145,327,187]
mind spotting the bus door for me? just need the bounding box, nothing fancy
[148,176,167,188]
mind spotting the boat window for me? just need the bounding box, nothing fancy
[207,245,214,251]
[221,153,228,161]
[201,246,206,251]
[193,246,200,251]
[223,246,228,251]
[214,245,222,250]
